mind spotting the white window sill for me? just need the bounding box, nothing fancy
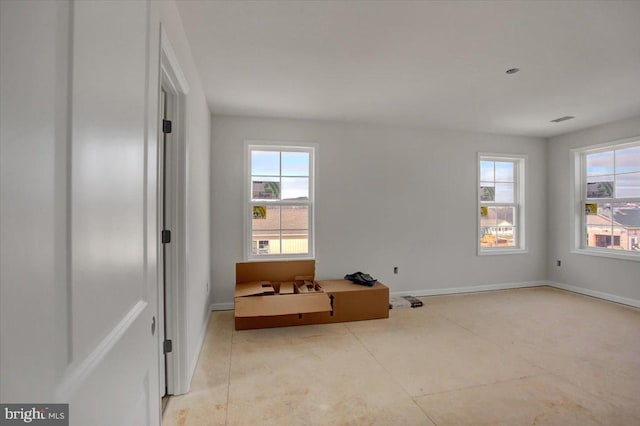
[246,255,315,262]
[570,248,640,262]
[478,248,528,256]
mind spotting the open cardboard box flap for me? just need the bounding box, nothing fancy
[236,259,315,283]
[234,281,275,297]
[235,293,332,317]
[235,260,330,318]
[316,279,387,292]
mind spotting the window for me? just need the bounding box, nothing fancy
[252,240,270,255]
[246,142,315,260]
[478,153,526,254]
[573,139,640,260]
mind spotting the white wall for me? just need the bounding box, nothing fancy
[547,115,640,303]
[210,116,547,306]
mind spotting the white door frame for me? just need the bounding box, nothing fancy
[158,24,190,396]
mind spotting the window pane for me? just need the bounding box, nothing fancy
[586,175,614,198]
[281,206,308,229]
[480,227,496,247]
[586,151,614,176]
[495,183,514,203]
[251,151,279,176]
[480,226,516,247]
[281,229,309,254]
[495,227,516,247]
[586,203,612,250]
[281,205,309,254]
[494,162,514,182]
[252,205,280,230]
[615,146,640,174]
[610,227,624,249]
[599,202,614,220]
[281,177,309,200]
[480,183,495,202]
[616,172,640,198]
[587,225,613,249]
[480,161,494,181]
[480,206,515,225]
[252,177,280,200]
[495,206,515,225]
[282,152,309,176]
[480,212,494,227]
[252,230,280,255]
[613,203,640,251]
[251,239,271,255]
[480,207,516,228]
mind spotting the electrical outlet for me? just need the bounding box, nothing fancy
[393,266,398,274]
[557,260,561,267]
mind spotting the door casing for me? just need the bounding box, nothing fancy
[158,24,191,396]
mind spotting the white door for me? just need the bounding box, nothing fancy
[60,1,161,425]
[1,2,161,425]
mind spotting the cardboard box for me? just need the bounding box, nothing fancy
[234,260,389,330]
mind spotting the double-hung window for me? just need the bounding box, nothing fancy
[572,139,640,259]
[478,153,526,254]
[246,142,315,260]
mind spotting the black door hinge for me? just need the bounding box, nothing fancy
[163,339,173,354]
[162,119,172,134]
[162,230,171,244]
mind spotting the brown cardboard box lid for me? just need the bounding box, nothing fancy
[317,279,388,293]
[279,281,295,294]
[236,260,314,283]
[234,293,332,317]
[234,281,275,297]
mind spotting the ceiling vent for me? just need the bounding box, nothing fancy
[550,116,575,123]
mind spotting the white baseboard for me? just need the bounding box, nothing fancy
[210,302,234,311]
[210,281,640,311]
[210,282,546,310]
[546,281,640,309]
[187,307,213,388]
[390,281,544,298]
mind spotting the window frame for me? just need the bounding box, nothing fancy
[570,136,640,262]
[244,140,317,261]
[477,153,527,256]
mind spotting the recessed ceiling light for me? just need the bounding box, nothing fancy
[505,68,520,74]
[550,116,575,123]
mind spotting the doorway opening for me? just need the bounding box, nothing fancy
[158,25,191,409]
[159,85,173,405]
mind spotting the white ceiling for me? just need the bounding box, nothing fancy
[176,0,640,138]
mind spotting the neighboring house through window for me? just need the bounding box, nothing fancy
[478,153,526,254]
[572,139,640,260]
[246,142,316,259]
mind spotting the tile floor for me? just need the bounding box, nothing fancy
[162,287,640,425]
